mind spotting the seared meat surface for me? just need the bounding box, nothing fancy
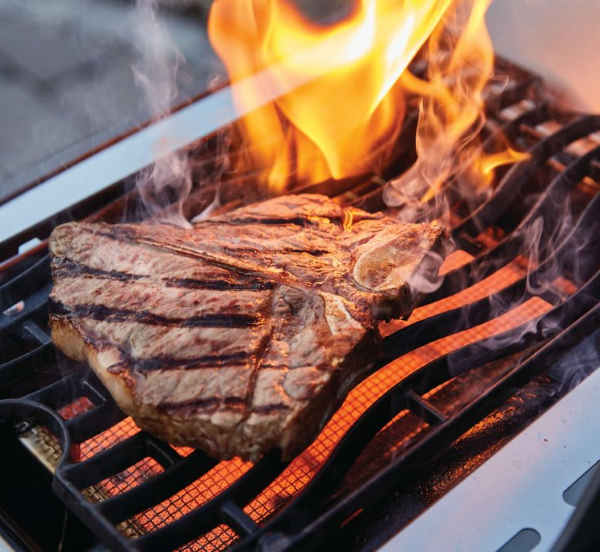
[49,194,443,461]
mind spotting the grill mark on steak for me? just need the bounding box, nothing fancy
[260,363,313,370]
[53,258,145,282]
[49,299,260,328]
[88,225,330,264]
[157,396,288,414]
[164,277,274,291]
[220,246,330,257]
[158,396,246,412]
[237,323,277,434]
[201,216,315,227]
[130,352,252,371]
[53,257,275,291]
[130,359,304,372]
[253,403,290,414]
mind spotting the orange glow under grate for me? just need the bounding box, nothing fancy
[65,249,556,551]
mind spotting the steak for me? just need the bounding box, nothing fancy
[49,194,444,461]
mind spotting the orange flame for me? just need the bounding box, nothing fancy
[475,146,531,188]
[209,0,526,198]
[386,0,505,206]
[209,0,455,191]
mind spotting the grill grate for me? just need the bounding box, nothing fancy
[1,61,600,551]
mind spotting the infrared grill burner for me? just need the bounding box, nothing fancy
[1,58,600,552]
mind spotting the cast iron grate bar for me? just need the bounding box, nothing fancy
[405,390,447,425]
[129,451,286,552]
[21,319,51,345]
[0,282,51,333]
[425,127,600,305]
[454,115,600,238]
[220,500,259,537]
[484,76,541,116]
[0,254,51,309]
[96,450,217,524]
[62,432,154,490]
[24,374,80,410]
[0,343,54,384]
[65,401,126,443]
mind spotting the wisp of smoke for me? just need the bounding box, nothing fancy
[132,0,192,226]
[383,0,494,221]
[190,74,233,222]
[547,329,600,394]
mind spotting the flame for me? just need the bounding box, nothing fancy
[209,0,455,191]
[385,0,500,207]
[209,0,526,199]
[475,146,531,187]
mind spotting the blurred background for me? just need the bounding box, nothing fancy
[0,0,598,205]
[0,0,220,203]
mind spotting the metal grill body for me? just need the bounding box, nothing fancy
[1,59,599,552]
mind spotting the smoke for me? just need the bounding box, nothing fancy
[547,330,600,393]
[132,0,192,226]
[446,178,597,382]
[408,249,447,295]
[383,0,494,222]
[189,76,233,222]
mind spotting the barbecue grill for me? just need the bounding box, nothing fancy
[1,48,600,552]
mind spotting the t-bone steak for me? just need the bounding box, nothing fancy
[49,194,444,461]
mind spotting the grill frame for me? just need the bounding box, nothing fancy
[1,59,600,552]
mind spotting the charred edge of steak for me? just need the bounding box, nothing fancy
[48,298,260,328]
[53,257,275,291]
